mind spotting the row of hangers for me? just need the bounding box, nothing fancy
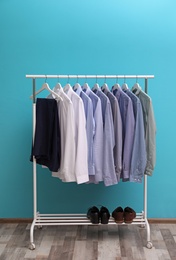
[30,76,141,101]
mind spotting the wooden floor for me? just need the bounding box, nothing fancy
[0,223,176,260]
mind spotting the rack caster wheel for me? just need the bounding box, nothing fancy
[37,225,42,229]
[146,241,153,249]
[29,243,35,250]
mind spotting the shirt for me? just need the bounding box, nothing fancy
[94,88,118,186]
[112,87,135,181]
[83,86,103,183]
[132,85,156,176]
[73,84,95,176]
[64,84,89,184]
[50,87,76,183]
[124,89,147,183]
[102,87,123,181]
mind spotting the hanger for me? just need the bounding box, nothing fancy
[132,82,140,90]
[121,75,128,90]
[122,83,129,91]
[53,83,62,93]
[63,83,72,93]
[131,75,140,91]
[82,82,89,90]
[63,75,72,93]
[53,76,62,92]
[73,83,81,91]
[92,75,100,91]
[112,83,121,90]
[30,81,63,101]
[111,76,121,91]
[73,75,81,91]
[101,83,109,91]
[92,82,100,91]
[101,75,109,92]
[82,75,90,90]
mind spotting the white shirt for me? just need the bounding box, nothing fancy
[64,84,89,184]
[50,87,76,182]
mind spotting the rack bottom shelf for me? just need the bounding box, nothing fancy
[32,212,146,225]
[29,211,152,250]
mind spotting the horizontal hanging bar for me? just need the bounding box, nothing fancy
[26,74,154,79]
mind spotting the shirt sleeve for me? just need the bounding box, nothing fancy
[113,98,123,181]
[93,98,104,183]
[85,98,95,176]
[122,98,135,181]
[145,98,156,176]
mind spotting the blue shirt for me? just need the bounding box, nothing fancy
[94,88,118,186]
[112,87,135,181]
[102,88,123,181]
[74,84,95,176]
[124,89,147,183]
[83,86,104,183]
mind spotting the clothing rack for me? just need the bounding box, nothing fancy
[27,74,154,250]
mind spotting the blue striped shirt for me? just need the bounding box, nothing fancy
[93,88,118,186]
[124,89,147,183]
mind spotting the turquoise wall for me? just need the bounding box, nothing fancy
[0,0,176,218]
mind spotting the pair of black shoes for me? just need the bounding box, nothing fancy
[87,206,110,224]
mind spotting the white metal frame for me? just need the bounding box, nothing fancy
[26,74,154,250]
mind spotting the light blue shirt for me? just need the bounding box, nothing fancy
[94,88,118,186]
[112,87,135,181]
[74,84,95,176]
[124,89,147,183]
[83,86,104,183]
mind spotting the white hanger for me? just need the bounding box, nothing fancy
[73,83,81,91]
[91,75,100,91]
[121,76,128,90]
[52,83,63,99]
[63,83,72,93]
[30,82,63,101]
[101,75,109,91]
[92,83,100,91]
[131,76,140,91]
[82,82,89,90]
[132,82,140,91]
[63,75,72,93]
[82,75,89,90]
[101,83,109,92]
[53,82,62,91]
[122,83,129,91]
[111,75,120,91]
[112,83,121,91]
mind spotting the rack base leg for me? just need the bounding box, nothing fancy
[145,218,153,249]
[29,220,36,250]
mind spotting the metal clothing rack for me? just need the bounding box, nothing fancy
[26,74,154,250]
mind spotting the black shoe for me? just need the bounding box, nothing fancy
[99,206,110,224]
[87,206,100,224]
